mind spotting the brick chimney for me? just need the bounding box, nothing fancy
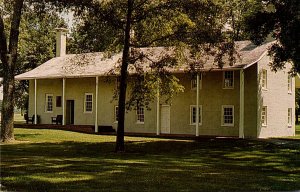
[55,28,68,57]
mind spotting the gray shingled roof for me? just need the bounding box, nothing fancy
[16,41,272,80]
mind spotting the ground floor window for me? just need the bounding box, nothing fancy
[45,94,53,112]
[288,108,292,127]
[136,107,144,123]
[261,106,267,126]
[84,93,93,113]
[222,105,234,126]
[190,105,202,125]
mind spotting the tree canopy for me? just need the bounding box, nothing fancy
[244,0,300,73]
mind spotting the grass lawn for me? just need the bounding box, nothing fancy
[1,129,300,192]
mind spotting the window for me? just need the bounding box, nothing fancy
[261,106,267,126]
[190,105,202,125]
[56,96,62,107]
[288,76,292,93]
[223,71,234,89]
[261,69,267,89]
[191,74,202,90]
[288,108,292,127]
[114,106,119,122]
[45,94,53,112]
[222,105,234,126]
[136,107,144,123]
[84,93,93,113]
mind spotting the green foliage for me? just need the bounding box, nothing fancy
[244,0,300,73]
[13,4,66,111]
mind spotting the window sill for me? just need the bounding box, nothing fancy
[190,123,202,126]
[262,88,268,91]
[288,91,292,95]
[114,121,118,124]
[287,125,292,128]
[223,87,234,90]
[136,122,144,125]
[84,111,93,114]
[45,111,53,113]
[221,124,234,127]
[262,124,267,127]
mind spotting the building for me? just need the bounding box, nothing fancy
[15,29,296,138]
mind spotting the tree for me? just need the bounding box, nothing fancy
[244,0,300,73]
[66,0,236,152]
[0,0,24,142]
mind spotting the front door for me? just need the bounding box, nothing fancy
[160,105,170,134]
[66,100,74,125]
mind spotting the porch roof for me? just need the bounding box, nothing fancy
[16,41,272,80]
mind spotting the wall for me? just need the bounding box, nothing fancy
[28,71,243,137]
[257,55,295,138]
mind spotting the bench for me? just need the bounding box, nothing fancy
[24,114,40,124]
[51,115,63,125]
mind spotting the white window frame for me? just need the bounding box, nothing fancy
[191,74,202,90]
[190,105,202,125]
[261,106,267,126]
[221,105,234,126]
[45,94,53,113]
[288,108,292,127]
[223,71,234,89]
[288,75,292,93]
[84,93,93,113]
[136,106,144,124]
[261,69,267,90]
[114,106,119,123]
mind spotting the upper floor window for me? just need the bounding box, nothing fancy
[223,71,234,89]
[261,69,267,89]
[261,106,267,126]
[84,93,93,113]
[191,73,202,90]
[288,76,292,93]
[222,105,234,126]
[45,94,53,112]
[190,105,202,125]
[288,108,292,127]
[136,106,144,123]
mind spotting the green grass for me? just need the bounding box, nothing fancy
[1,129,300,192]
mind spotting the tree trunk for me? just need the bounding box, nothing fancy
[115,0,133,152]
[0,0,24,142]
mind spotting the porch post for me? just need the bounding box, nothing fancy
[156,87,160,135]
[239,70,245,138]
[196,73,200,136]
[34,79,37,124]
[95,76,99,133]
[62,78,66,125]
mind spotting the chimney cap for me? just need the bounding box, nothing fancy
[55,28,69,33]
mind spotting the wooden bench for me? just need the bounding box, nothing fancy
[24,114,39,124]
[51,115,63,125]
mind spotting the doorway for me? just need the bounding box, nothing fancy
[66,100,74,125]
[160,105,170,134]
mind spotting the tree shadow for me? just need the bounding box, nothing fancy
[1,138,300,192]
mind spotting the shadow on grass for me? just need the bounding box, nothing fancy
[1,139,300,192]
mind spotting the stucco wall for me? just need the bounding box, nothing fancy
[169,72,240,136]
[244,64,258,138]
[257,55,295,138]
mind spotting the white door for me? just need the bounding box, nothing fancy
[160,105,170,134]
